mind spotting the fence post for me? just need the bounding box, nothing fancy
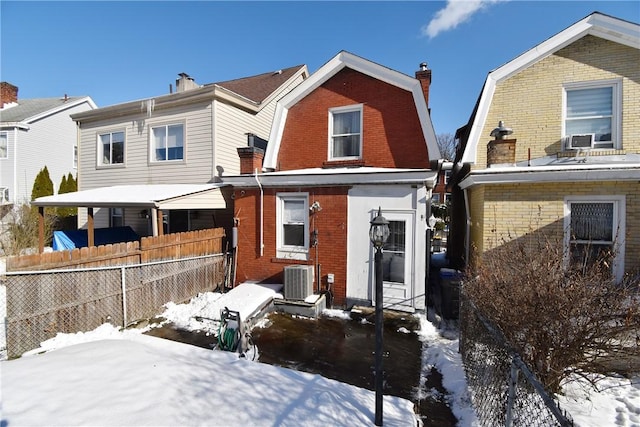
[120,266,127,327]
[505,358,519,427]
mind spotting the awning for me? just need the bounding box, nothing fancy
[33,184,229,210]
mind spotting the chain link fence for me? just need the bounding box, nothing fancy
[4,253,225,358]
[459,293,574,427]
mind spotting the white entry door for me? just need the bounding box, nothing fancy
[377,211,415,312]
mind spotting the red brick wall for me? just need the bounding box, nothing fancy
[233,186,350,306]
[277,68,430,170]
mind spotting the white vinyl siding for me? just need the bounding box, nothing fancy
[9,101,92,205]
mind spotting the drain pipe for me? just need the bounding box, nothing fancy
[463,187,471,267]
[254,168,264,257]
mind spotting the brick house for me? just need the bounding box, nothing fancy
[448,12,640,282]
[223,51,441,311]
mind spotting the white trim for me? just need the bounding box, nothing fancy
[328,104,363,161]
[461,13,639,164]
[563,195,626,282]
[459,165,640,189]
[562,79,622,149]
[97,129,126,168]
[264,51,440,169]
[276,192,309,261]
[148,121,186,164]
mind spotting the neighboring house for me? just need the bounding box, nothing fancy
[66,66,307,238]
[0,82,96,212]
[224,51,441,311]
[448,12,640,282]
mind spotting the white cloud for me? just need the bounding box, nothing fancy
[423,0,506,39]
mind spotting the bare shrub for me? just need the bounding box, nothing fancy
[464,232,640,393]
[0,204,56,256]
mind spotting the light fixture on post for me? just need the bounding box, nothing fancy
[369,206,389,426]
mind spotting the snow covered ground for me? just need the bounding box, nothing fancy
[1,288,638,426]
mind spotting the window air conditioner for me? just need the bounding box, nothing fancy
[567,133,595,150]
[284,265,314,301]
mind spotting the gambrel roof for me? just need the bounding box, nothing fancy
[263,51,440,170]
[460,12,640,165]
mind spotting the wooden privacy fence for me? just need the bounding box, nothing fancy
[6,228,225,271]
[2,227,227,358]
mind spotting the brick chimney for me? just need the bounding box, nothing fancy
[0,82,18,108]
[487,121,516,167]
[237,146,265,174]
[415,62,431,109]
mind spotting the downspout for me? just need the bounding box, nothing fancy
[463,187,471,268]
[254,168,264,257]
[13,128,18,204]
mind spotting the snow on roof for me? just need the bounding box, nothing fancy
[33,184,228,208]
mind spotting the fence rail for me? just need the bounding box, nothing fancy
[4,253,226,359]
[459,293,574,427]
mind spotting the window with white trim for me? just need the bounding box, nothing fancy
[151,123,184,162]
[98,131,125,165]
[0,187,9,204]
[276,193,309,260]
[0,132,7,159]
[431,194,440,204]
[110,207,124,227]
[564,196,625,281]
[564,80,620,149]
[382,220,406,284]
[73,144,78,169]
[329,105,362,160]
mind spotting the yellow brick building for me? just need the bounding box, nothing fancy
[450,13,640,282]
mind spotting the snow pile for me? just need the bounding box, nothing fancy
[2,328,419,426]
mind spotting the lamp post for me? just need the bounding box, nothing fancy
[426,214,437,311]
[369,207,389,426]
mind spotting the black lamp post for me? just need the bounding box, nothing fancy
[369,207,389,426]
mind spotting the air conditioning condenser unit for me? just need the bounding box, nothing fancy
[284,265,314,301]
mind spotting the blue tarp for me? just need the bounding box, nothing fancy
[53,226,140,251]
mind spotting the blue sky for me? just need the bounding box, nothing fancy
[1,1,638,135]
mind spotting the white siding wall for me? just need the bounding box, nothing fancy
[215,74,306,176]
[11,101,92,205]
[0,129,17,204]
[347,184,427,309]
[79,102,215,192]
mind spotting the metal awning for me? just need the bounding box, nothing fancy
[33,184,229,210]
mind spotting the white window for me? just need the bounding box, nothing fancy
[110,207,124,227]
[73,144,78,169]
[276,193,309,260]
[444,170,451,184]
[329,105,362,160]
[383,220,406,284]
[0,132,7,159]
[431,194,440,204]
[564,196,625,282]
[444,193,452,203]
[563,80,621,149]
[0,187,9,204]
[151,123,184,162]
[98,131,125,165]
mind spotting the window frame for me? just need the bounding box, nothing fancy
[276,192,309,260]
[97,130,126,167]
[0,132,8,159]
[110,207,124,228]
[562,79,621,150]
[563,195,625,282]
[149,121,186,164]
[328,104,363,161]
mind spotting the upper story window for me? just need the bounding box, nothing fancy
[329,105,362,160]
[431,193,440,204]
[276,193,309,260]
[0,132,7,159]
[73,144,78,169]
[98,131,125,166]
[564,80,620,149]
[151,123,184,162]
